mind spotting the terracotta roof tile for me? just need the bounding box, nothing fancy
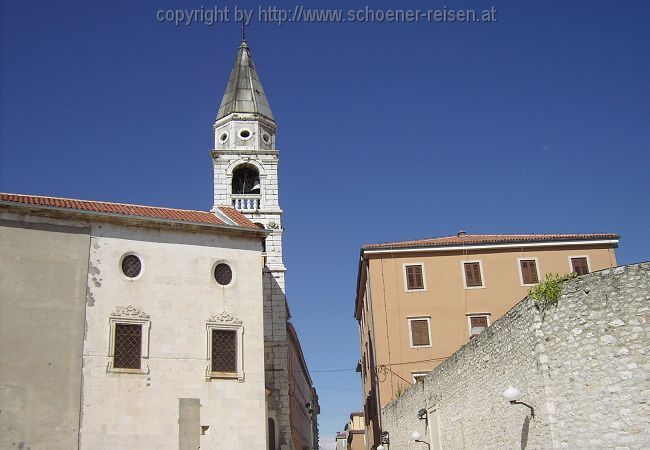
[363,233,619,249]
[218,206,258,229]
[0,193,258,229]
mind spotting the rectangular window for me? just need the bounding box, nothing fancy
[463,262,483,287]
[113,323,142,369]
[412,372,428,383]
[571,257,590,275]
[211,329,237,373]
[468,315,489,338]
[409,318,431,347]
[405,264,425,290]
[520,259,539,285]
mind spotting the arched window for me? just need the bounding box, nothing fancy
[268,418,276,450]
[232,165,260,195]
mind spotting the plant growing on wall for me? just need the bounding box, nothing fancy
[529,272,576,313]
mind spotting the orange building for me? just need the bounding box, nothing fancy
[287,323,320,450]
[346,411,366,450]
[354,232,619,449]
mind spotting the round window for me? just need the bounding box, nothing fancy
[219,132,229,143]
[238,129,252,140]
[121,254,142,278]
[262,132,271,144]
[214,263,233,286]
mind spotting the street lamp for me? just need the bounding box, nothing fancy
[503,385,535,417]
[411,431,430,449]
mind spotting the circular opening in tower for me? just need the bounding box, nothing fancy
[262,132,271,144]
[238,129,252,140]
[219,132,229,143]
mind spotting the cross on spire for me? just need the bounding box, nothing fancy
[241,18,247,42]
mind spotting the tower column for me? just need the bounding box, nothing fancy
[211,39,296,449]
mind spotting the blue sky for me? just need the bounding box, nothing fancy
[1,0,649,445]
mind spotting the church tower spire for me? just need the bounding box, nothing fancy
[216,39,275,123]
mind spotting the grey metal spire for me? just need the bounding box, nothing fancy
[216,40,274,122]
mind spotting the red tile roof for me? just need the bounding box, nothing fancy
[0,193,259,229]
[364,232,619,249]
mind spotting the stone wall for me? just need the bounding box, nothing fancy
[381,262,650,450]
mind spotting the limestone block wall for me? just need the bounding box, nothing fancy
[381,262,650,450]
[80,223,267,449]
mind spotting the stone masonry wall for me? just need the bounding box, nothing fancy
[381,262,650,450]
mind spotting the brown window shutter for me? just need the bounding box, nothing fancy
[406,265,424,290]
[469,315,489,337]
[411,319,430,346]
[571,257,589,275]
[521,260,539,284]
[471,316,488,328]
[464,262,482,287]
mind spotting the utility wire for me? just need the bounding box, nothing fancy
[284,355,450,375]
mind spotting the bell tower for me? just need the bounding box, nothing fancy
[211,39,292,449]
[212,39,284,271]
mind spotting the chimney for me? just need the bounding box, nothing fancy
[457,230,467,237]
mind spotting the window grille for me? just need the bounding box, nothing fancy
[214,263,233,286]
[211,329,237,373]
[121,255,142,278]
[113,323,142,369]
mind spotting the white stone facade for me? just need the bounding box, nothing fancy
[79,222,267,449]
[213,110,294,448]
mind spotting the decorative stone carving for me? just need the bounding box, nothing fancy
[110,305,150,319]
[207,311,242,325]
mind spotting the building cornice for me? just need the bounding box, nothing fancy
[211,149,279,158]
[0,202,271,240]
[214,112,277,130]
[362,239,619,256]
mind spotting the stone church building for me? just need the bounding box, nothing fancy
[0,39,318,449]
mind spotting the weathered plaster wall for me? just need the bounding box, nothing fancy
[0,219,90,449]
[381,262,650,450]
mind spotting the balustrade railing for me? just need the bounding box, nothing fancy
[231,195,261,211]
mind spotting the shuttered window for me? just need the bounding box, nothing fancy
[405,265,424,290]
[469,315,489,337]
[211,329,237,373]
[464,262,483,287]
[520,259,539,284]
[571,257,589,275]
[113,323,142,369]
[410,319,431,347]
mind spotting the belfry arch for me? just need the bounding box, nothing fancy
[231,164,261,195]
